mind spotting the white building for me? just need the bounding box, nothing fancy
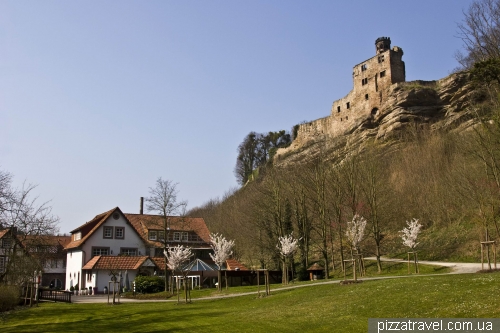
[65,206,212,293]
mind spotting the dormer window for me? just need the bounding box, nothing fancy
[173,232,181,241]
[73,232,81,241]
[149,231,157,241]
[182,232,189,241]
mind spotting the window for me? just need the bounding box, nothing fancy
[103,226,113,239]
[73,232,81,241]
[115,227,125,239]
[378,55,385,63]
[149,231,157,241]
[51,278,62,288]
[0,256,5,273]
[361,64,367,71]
[62,259,66,269]
[362,78,368,85]
[173,232,181,241]
[92,247,109,257]
[1,238,11,248]
[182,232,189,241]
[337,106,340,113]
[365,94,369,100]
[120,248,138,256]
[50,259,58,268]
[158,231,165,241]
[346,102,350,109]
[380,70,386,78]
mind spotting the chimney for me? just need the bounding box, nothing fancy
[140,197,144,214]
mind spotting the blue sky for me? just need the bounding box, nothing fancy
[1,0,475,233]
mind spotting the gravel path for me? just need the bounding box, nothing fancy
[365,257,484,274]
[70,258,489,304]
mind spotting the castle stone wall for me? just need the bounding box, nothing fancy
[275,38,406,158]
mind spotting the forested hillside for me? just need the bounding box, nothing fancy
[189,0,500,278]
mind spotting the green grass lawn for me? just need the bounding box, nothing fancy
[128,262,451,300]
[2,271,499,333]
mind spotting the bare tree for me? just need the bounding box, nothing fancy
[146,177,187,292]
[0,177,59,284]
[209,233,234,291]
[456,0,500,68]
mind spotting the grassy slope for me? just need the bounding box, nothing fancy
[2,272,499,333]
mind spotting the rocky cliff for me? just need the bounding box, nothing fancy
[273,72,475,166]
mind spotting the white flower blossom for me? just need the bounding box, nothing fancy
[345,214,367,248]
[164,245,192,272]
[209,233,235,270]
[400,218,422,250]
[277,234,299,257]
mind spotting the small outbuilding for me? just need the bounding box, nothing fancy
[307,263,324,281]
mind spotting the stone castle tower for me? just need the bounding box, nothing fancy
[275,37,406,158]
[331,37,405,120]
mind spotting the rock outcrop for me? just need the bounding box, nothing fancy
[274,72,475,167]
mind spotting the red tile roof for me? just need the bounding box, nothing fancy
[82,256,155,270]
[22,235,71,248]
[65,208,211,251]
[125,214,211,246]
[151,256,166,270]
[66,207,119,250]
[0,229,9,239]
[226,258,249,271]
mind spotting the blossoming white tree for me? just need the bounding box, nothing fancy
[345,214,367,249]
[400,218,422,273]
[277,234,299,284]
[164,245,192,303]
[400,218,422,250]
[209,233,235,291]
[345,214,367,281]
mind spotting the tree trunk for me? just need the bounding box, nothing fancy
[217,270,222,291]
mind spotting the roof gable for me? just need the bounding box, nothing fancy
[65,207,143,250]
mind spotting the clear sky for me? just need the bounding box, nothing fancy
[1,0,475,233]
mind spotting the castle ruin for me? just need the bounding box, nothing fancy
[279,37,406,153]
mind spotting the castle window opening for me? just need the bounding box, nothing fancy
[371,108,378,115]
[380,70,386,78]
[362,78,368,85]
[337,106,341,113]
[365,94,369,100]
[346,102,350,109]
[361,64,367,71]
[378,55,384,63]
[346,116,348,120]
